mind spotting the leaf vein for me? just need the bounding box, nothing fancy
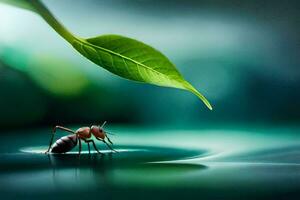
[78,38,174,80]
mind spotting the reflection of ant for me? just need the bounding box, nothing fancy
[47,153,114,190]
[45,121,117,155]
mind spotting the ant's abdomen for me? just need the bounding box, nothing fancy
[50,134,77,153]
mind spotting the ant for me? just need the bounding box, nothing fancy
[45,121,116,155]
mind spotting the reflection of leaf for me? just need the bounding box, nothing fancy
[73,35,212,110]
[1,0,212,110]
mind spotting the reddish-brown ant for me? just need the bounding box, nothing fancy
[45,121,116,155]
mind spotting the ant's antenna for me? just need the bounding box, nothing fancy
[105,131,115,135]
[100,121,107,128]
[99,121,116,136]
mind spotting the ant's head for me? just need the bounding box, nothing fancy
[93,121,115,145]
[90,121,106,139]
[91,121,114,140]
[90,125,102,133]
[91,121,106,134]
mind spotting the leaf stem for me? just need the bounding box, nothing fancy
[28,0,75,43]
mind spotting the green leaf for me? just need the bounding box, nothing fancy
[2,0,212,110]
[72,35,212,110]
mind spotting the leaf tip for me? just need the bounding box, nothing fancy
[207,103,213,111]
[184,82,213,111]
[199,95,213,111]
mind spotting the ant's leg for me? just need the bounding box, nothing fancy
[46,126,75,153]
[53,126,75,134]
[89,140,103,155]
[87,143,91,154]
[87,126,92,154]
[81,138,101,154]
[105,135,113,145]
[78,139,82,155]
[96,137,118,153]
[80,138,91,154]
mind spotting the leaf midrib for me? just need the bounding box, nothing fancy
[75,37,183,83]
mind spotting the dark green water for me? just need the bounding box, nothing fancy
[0,125,300,199]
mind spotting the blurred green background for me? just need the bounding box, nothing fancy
[1,2,300,199]
[0,0,299,130]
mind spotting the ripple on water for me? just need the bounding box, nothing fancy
[0,145,209,172]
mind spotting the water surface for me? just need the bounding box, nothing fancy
[0,125,300,199]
